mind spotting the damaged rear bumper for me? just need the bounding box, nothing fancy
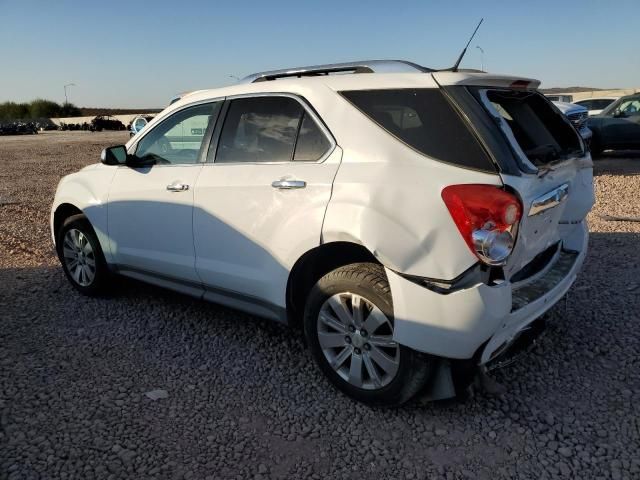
[386,221,588,362]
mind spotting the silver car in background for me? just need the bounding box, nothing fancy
[553,101,592,144]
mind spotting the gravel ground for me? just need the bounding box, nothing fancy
[1,132,639,480]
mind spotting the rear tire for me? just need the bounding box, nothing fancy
[303,262,432,407]
[56,214,111,296]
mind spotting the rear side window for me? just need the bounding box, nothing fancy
[217,96,303,163]
[592,99,613,110]
[215,96,332,163]
[575,100,593,110]
[293,112,331,161]
[341,89,495,172]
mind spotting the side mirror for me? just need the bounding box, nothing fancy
[100,145,128,165]
[613,110,627,118]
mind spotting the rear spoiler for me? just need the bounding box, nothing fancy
[432,72,541,90]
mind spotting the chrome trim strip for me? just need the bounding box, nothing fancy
[528,183,569,216]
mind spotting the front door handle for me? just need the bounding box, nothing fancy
[166,182,189,192]
[271,179,306,189]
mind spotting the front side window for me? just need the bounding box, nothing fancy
[135,103,220,165]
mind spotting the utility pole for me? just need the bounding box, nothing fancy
[64,83,76,104]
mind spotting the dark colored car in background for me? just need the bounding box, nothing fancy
[588,94,640,156]
[0,121,38,135]
[91,115,125,132]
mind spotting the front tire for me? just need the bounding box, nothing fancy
[56,214,111,296]
[590,134,603,158]
[303,263,432,407]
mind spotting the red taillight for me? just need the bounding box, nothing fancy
[441,184,522,266]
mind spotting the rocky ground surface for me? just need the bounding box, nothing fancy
[0,132,639,479]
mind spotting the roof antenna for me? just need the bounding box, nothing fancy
[450,18,484,72]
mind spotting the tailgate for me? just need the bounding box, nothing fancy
[501,160,594,278]
[463,84,595,277]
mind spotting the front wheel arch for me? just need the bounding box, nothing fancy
[56,214,112,295]
[53,203,84,242]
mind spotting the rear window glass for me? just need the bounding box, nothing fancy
[593,99,614,110]
[341,89,495,172]
[293,112,331,161]
[483,90,583,165]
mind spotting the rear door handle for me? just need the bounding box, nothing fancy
[271,179,306,189]
[166,182,189,192]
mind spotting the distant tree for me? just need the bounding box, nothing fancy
[59,102,81,117]
[29,99,62,118]
[0,102,30,121]
[0,99,83,120]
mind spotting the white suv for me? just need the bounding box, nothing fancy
[51,60,594,406]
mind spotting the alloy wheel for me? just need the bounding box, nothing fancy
[62,228,96,287]
[317,292,400,390]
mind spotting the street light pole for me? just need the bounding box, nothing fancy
[64,83,76,104]
[475,46,485,72]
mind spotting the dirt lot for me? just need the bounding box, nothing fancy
[1,132,639,479]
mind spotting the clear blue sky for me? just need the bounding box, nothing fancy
[1,0,638,108]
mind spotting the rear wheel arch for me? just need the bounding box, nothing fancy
[286,241,381,328]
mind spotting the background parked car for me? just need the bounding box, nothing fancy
[573,97,618,116]
[91,115,125,132]
[129,115,155,137]
[545,94,574,103]
[588,93,640,156]
[0,121,38,135]
[552,101,592,144]
[51,60,595,406]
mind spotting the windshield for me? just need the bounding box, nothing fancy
[601,95,640,117]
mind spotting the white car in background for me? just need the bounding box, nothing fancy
[545,94,573,103]
[553,101,592,144]
[573,97,618,116]
[129,115,156,137]
[50,60,594,406]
